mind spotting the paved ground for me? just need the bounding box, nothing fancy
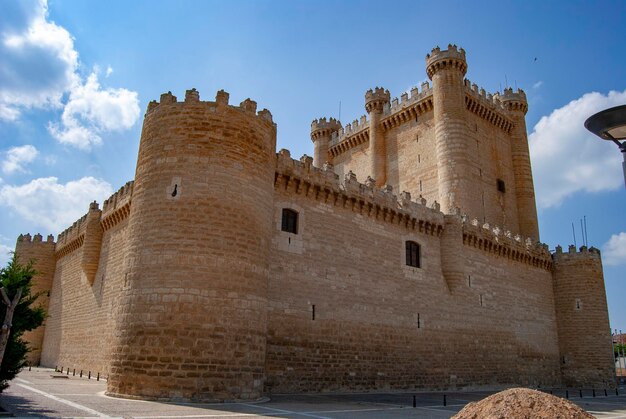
[1,368,626,418]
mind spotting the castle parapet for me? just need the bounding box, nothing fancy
[146,89,274,124]
[426,44,467,79]
[275,149,444,233]
[498,87,528,114]
[461,216,552,270]
[102,181,134,230]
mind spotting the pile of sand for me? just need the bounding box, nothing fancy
[452,388,594,419]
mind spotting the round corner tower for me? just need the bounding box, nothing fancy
[500,88,540,241]
[310,117,341,168]
[107,88,277,401]
[14,233,56,366]
[365,87,390,186]
[426,44,471,215]
[552,246,614,388]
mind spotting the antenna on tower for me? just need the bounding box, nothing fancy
[571,222,577,248]
[338,100,342,123]
[505,74,508,89]
[584,215,589,246]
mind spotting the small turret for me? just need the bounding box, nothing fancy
[426,44,467,80]
[427,44,472,215]
[365,87,390,186]
[499,88,528,114]
[14,231,57,365]
[364,87,390,114]
[310,117,341,168]
[499,87,538,241]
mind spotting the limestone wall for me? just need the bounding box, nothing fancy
[39,212,129,376]
[266,153,560,393]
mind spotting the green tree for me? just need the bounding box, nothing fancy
[0,255,46,391]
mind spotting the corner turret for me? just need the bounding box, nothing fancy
[552,245,614,387]
[426,44,472,215]
[499,87,539,241]
[365,87,390,186]
[15,232,56,365]
[310,117,341,168]
[426,44,467,80]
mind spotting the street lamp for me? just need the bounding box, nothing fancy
[585,104,626,188]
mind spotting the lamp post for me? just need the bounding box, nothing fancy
[585,104,626,188]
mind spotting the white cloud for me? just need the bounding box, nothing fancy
[603,232,626,267]
[2,145,39,174]
[0,0,78,120]
[105,66,113,78]
[0,176,113,232]
[0,0,140,149]
[533,81,543,89]
[48,69,140,150]
[529,90,626,208]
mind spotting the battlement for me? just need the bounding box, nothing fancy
[102,181,134,214]
[276,149,444,234]
[426,44,467,79]
[311,117,342,140]
[145,89,274,124]
[461,216,552,269]
[497,87,528,114]
[463,79,514,133]
[365,87,390,113]
[553,245,602,261]
[17,233,55,244]
[384,81,432,116]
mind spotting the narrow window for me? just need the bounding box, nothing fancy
[405,241,420,268]
[419,180,423,192]
[312,304,316,320]
[418,154,421,163]
[417,313,421,328]
[281,208,298,234]
[468,275,472,287]
[497,179,506,193]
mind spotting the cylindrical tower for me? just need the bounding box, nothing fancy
[552,246,614,388]
[310,117,341,168]
[14,233,56,365]
[426,45,471,215]
[501,88,540,241]
[365,87,390,186]
[107,88,277,401]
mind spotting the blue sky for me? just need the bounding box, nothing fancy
[0,0,625,331]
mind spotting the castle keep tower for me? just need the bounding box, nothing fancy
[500,88,540,240]
[426,45,471,215]
[107,88,277,401]
[365,87,390,186]
[310,117,341,168]
[14,233,56,365]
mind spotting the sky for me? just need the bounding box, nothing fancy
[0,0,624,332]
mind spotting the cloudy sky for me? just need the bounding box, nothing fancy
[0,0,625,330]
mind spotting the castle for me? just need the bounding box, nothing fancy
[14,45,615,402]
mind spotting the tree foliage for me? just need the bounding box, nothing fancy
[0,255,46,391]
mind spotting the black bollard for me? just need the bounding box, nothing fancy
[593,389,596,398]
[97,372,100,381]
[88,371,91,379]
[66,368,69,375]
[55,365,58,372]
[413,395,416,408]
[579,389,583,398]
[28,365,31,371]
[80,370,83,378]
[443,394,447,406]
[566,390,569,399]
[60,366,63,373]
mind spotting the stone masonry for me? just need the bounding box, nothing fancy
[14,45,614,402]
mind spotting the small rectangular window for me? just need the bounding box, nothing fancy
[281,208,298,234]
[405,241,420,268]
[497,179,506,193]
